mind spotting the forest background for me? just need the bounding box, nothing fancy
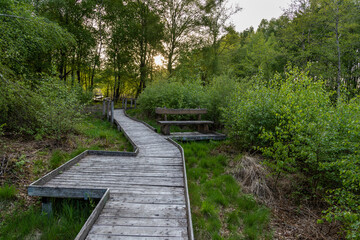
[1,0,360,239]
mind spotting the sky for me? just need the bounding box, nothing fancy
[228,0,293,32]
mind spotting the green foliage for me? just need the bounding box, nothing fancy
[0,76,84,139]
[204,75,237,126]
[183,141,270,239]
[224,67,360,238]
[0,0,74,76]
[75,115,133,152]
[0,184,17,200]
[0,123,4,137]
[48,115,133,169]
[138,75,237,125]
[138,79,206,117]
[0,199,94,240]
[35,80,84,139]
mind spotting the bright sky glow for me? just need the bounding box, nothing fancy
[228,0,293,32]
[154,55,165,66]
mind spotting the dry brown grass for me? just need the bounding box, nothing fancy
[228,155,274,204]
[227,153,343,240]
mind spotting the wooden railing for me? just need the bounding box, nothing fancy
[102,98,137,124]
[122,98,137,109]
[103,98,114,124]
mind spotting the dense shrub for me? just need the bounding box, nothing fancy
[138,79,206,117]
[0,75,86,139]
[223,67,360,238]
[138,76,237,125]
[204,76,238,126]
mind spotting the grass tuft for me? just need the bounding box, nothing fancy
[0,184,18,200]
[183,141,271,239]
[0,198,95,240]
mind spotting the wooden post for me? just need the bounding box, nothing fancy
[107,100,110,121]
[125,98,127,110]
[134,99,137,108]
[42,197,52,216]
[131,98,133,108]
[111,101,114,124]
[161,125,170,135]
[122,98,125,109]
[102,100,106,117]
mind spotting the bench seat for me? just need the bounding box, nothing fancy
[155,107,213,135]
[157,120,213,135]
[158,120,214,125]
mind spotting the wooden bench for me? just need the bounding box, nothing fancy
[155,108,213,135]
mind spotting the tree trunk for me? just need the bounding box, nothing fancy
[335,6,341,101]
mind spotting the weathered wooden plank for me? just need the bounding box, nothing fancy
[42,183,184,194]
[86,234,188,240]
[72,159,182,166]
[75,189,110,240]
[67,164,182,172]
[155,108,207,115]
[94,216,187,227]
[88,225,187,237]
[99,208,186,219]
[28,186,106,199]
[62,168,180,176]
[87,150,137,157]
[51,177,185,187]
[110,188,184,195]
[170,132,226,141]
[158,120,213,125]
[109,193,185,204]
[46,180,183,188]
[61,171,184,178]
[167,138,194,240]
[28,109,193,240]
[103,202,186,211]
[29,151,88,186]
[86,156,182,161]
[53,175,184,182]
[124,110,157,132]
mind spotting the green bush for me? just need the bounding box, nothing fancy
[224,67,360,238]
[204,75,237,126]
[0,76,85,139]
[138,79,206,117]
[138,75,237,125]
[35,79,84,139]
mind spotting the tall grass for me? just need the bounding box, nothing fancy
[0,184,17,200]
[49,115,133,169]
[0,198,95,240]
[183,141,271,239]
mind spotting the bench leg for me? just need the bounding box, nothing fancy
[161,125,170,135]
[198,124,209,134]
[42,197,52,216]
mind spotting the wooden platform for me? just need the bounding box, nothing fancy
[170,132,226,141]
[28,110,193,240]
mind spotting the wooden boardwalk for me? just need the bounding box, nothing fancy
[28,109,193,240]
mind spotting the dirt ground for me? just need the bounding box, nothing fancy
[1,132,344,239]
[225,152,343,240]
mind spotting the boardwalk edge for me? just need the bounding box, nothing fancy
[166,137,195,240]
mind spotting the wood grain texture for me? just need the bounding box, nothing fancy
[28,109,192,240]
[155,108,207,115]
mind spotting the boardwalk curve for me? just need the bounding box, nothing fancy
[28,109,193,240]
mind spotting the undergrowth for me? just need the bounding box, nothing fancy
[182,141,271,239]
[0,109,132,238]
[48,114,133,169]
[0,184,17,200]
[0,198,95,240]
